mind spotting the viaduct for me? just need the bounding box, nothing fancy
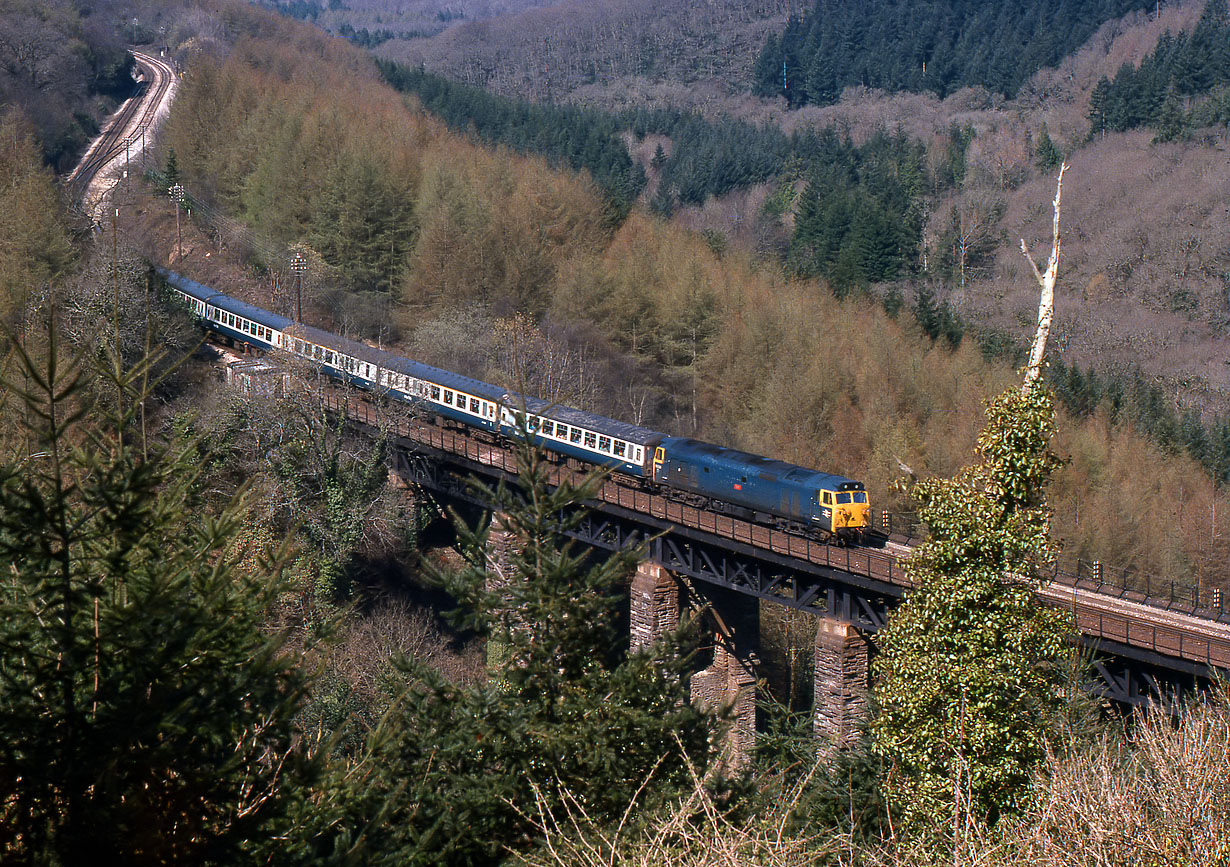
[226,370,1230,764]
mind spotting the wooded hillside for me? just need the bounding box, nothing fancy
[7,0,1230,861]
[150,7,1230,590]
[752,0,1158,106]
[0,0,136,170]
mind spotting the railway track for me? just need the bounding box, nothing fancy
[65,50,177,215]
[310,386,1230,674]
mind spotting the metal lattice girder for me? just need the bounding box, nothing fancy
[375,423,1224,702]
[381,429,901,627]
[1083,635,1202,709]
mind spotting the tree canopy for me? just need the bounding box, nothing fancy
[363,431,717,865]
[753,0,1156,107]
[871,384,1070,829]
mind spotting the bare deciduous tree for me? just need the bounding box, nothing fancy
[1021,162,1067,392]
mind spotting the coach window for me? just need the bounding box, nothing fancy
[540,420,554,436]
[598,436,610,452]
[569,427,581,444]
[444,391,453,405]
[584,432,596,448]
[613,441,626,458]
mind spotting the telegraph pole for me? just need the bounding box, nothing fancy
[290,251,308,322]
[112,206,123,452]
[170,183,184,262]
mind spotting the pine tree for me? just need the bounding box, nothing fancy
[1153,88,1188,142]
[0,318,328,864]
[367,425,717,865]
[163,146,180,187]
[1035,124,1063,169]
[1088,77,1111,139]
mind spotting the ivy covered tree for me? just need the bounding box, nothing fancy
[365,425,717,865]
[871,167,1072,832]
[870,386,1068,828]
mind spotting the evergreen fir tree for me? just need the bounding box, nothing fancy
[163,147,179,186]
[912,283,941,340]
[1035,125,1063,169]
[1088,77,1111,139]
[368,425,717,865]
[0,318,330,864]
[1153,88,1188,142]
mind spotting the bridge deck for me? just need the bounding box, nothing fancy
[324,390,1230,673]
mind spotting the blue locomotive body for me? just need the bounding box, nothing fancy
[160,268,869,540]
[652,438,869,539]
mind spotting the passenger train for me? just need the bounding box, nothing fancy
[160,269,871,543]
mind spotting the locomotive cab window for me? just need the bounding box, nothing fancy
[822,492,833,506]
[836,493,852,504]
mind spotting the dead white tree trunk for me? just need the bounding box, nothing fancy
[1020,162,1068,393]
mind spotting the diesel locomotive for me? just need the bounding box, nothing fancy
[161,269,871,542]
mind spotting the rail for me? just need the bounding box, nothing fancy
[65,51,176,207]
